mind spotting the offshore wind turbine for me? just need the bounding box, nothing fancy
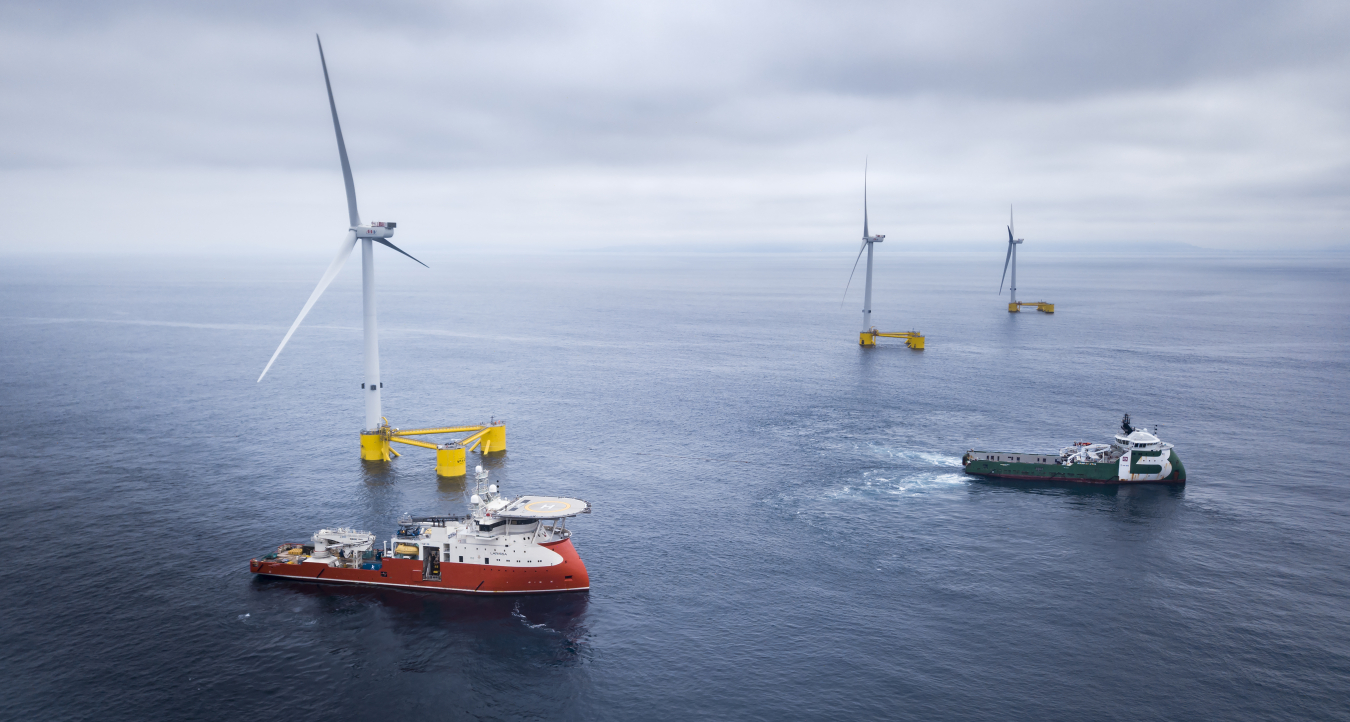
[844,162,885,334]
[257,35,429,460]
[999,206,1054,313]
[1000,205,1022,305]
[842,163,924,349]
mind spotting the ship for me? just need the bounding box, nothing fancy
[962,414,1186,485]
[250,467,591,594]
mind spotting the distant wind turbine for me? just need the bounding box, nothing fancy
[999,206,1054,313]
[843,160,885,334]
[1000,205,1022,304]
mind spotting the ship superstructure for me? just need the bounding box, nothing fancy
[962,414,1185,484]
[250,467,590,593]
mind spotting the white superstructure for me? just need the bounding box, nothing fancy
[288,467,590,573]
[386,466,589,568]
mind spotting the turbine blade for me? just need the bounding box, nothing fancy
[258,230,358,382]
[1000,234,1013,294]
[841,239,868,307]
[317,35,360,229]
[863,158,869,240]
[374,238,429,268]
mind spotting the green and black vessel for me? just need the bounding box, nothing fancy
[962,414,1185,485]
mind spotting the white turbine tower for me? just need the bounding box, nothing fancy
[258,35,427,459]
[843,162,885,332]
[1000,205,1023,305]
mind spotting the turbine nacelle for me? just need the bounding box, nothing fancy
[866,234,885,243]
[355,222,396,239]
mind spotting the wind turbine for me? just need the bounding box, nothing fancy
[1000,205,1022,305]
[257,35,428,461]
[999,206,1054,313]
[842,163,924,348]
[844,161,885,333]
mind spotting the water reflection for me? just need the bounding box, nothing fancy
[435,472,467,497]
[359,458,399,486]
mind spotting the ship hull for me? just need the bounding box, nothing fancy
[963,450,1186,485]
[250,539,589,594]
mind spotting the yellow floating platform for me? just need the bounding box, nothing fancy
[860,329,924,349]
[360,420,507,478]
[1008,301,1054,313]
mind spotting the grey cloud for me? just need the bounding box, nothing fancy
[773,1,1350,97]
[0,0,1346,251]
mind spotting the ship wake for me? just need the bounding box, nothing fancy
[512,601,559,633]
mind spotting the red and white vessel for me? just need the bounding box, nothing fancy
[250,467,590,594]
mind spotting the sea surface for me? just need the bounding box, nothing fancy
[1,249,1348,721]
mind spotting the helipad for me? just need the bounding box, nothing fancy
[499,496,591,519]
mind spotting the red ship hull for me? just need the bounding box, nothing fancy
[250,539,589,594]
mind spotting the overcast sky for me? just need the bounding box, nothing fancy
[2,0,1347,254]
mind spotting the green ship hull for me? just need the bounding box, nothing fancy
[962,450,1185,485]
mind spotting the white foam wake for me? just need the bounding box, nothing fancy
[512,601,558,632]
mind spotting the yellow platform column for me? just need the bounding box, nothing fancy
[482,422,506,454]
[436,444,466,477]
[907,334,925,350]
[1038,303,1054,313]
[1008,302,1020,313]
[860,332,876,346]
[359,430,390,461]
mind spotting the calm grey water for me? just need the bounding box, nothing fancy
[1,250,1348,720]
